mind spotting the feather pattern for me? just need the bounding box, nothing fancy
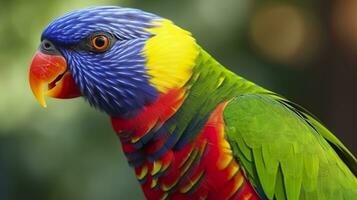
[112,95,260,200]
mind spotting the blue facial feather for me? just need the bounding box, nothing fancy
[41,6,163,117]
[42,6,160,45]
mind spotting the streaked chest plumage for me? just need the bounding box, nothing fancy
[112,90,259,200]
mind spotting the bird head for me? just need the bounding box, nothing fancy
[29,6,198,117]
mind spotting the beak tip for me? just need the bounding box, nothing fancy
[38,97,48,108]
[29,81,47,108]
[36,97,47,108]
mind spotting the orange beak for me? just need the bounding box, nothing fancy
[29,51,81,107]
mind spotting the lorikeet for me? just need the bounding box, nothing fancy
[29,6,356,200]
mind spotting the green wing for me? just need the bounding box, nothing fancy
[223,94,357,200]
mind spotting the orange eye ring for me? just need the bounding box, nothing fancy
[91,35,110,52]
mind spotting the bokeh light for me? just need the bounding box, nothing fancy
[332,1,357,54]
[250,3,321,66]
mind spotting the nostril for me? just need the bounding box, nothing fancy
[40,40,61,55]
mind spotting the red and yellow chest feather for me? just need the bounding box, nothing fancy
[111,90,260,200]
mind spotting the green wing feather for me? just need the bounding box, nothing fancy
[223,94,357,200]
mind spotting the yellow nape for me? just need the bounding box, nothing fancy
[144,19,199,93]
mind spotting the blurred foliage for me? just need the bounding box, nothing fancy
[0,0,356,200]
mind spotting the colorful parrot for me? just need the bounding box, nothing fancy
[28,6,356,200]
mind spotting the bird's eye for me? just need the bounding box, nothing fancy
[91,35,110,52]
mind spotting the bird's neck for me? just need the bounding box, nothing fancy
[110,48,266,198]
[112,49,262,163]
[110,48,267,199]
[111,48,266,165]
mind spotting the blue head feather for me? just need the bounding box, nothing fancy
[41,6,163,117]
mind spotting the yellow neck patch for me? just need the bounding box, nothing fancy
[144,20,198,93]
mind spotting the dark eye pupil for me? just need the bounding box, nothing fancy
[95,36,106,47]
[44,41,51,49]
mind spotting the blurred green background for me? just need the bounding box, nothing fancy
[0,0,356,199]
